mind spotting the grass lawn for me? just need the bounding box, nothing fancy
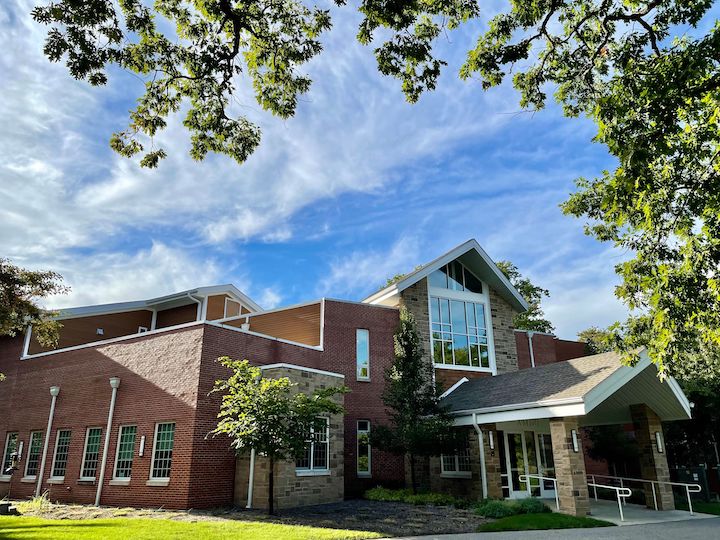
[478,512,615,532]
[675,500,720,515]
[0,516,381,540]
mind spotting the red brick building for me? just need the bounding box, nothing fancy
[0,240,692,515]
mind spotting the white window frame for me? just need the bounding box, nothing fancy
[357,420,371,477]
[1,432,18,479]
[148,422,175,483]
[296,417,330,476]
[112,425,137,483]
[50,429,72,480]
[224,297,242,318]
[138,326,149,333]
[24,431,44,479]
[79,427,103,480]
[356,329,370,381]
[440,448,472,479]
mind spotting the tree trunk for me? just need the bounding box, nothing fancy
[409,453,417,494]
[268,455,275,515]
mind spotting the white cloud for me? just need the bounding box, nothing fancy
[256,288,283,310]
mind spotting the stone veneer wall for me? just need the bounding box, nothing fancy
[488,288,519,374]
[234,366,345,510]
[428,427,483,501]
[399,278,432,369]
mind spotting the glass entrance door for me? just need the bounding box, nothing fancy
[503,431,540,498]
[537,433,556,498]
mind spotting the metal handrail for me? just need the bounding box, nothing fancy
[519,474,559,511]
[589,473,702,515]
[588,481,633,521]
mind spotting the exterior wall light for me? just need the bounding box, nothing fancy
[488,430,495,451]
[571,429,579,453]
[655,431,664,453]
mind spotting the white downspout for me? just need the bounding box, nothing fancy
[22,325,33,357]
[150,309,157,330]
[472,412,488,499]
[187,293,202,321]
[246,448,256,509]
[95,377,120,506]
[527,331,536,368]
[36,386,60,497]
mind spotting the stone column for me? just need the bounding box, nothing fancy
[549,417,590,516]
[482,424,503,499]
[630,404,675,510]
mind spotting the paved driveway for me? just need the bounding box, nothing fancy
[393,517,720,540]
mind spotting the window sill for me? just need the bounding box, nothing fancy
[0,476,10,483]
[295,469,330,477]
[433,364,493,373]
[77,478,96,485]
[109,478,131,486]
[146,478,170,487]
[356,378,371,383]
[47,477,65,484]
[20,477,37,484]
[440,472,472,479]
[357,472,372,478]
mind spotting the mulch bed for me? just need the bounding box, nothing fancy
[9,498,488,537]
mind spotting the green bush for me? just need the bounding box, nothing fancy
[363,487,469,508]
[475,498,550,518]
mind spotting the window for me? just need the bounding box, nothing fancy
[431,297,490,368]
[24,432,44,478]
[150,423,175,479]
[357,420,371,477]
[51,430,72,478]
[429,261,483,294]
[80,427,103,479]
[224,298,241,318]
[2,432,18,476]
[356,329,370,380]
[441,435,471,477]
[296,418,329,473]
[113,425,137,479]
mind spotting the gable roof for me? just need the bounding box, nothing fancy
[361,239,529,312]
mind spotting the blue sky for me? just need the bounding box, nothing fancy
[1,0,630,339]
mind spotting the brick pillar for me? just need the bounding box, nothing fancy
[550,417,590,516]
[481,424,503,499]
[630,404,675,510]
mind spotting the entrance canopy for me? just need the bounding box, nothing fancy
[443,350,691,427]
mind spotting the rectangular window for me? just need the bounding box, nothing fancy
[80,427,103,479]
[431,297,490,369]
[357,420,371,477]
[296,418,329,472]
[356,329,370,380]
[113,425,137,479]
[2,432,18,476]
[441,435,471,476]
[51,430,72,478]
[224,298,242,318]
[150,423,175,479]
[24,432,44,478]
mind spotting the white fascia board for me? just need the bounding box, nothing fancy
[666,376,692,419]
[439,377,469,399]
[448,396,585,417]
[583,353,650,413]
[452,402,587,426]
[260,363,344,379]
[53,302,151,320]
[194,284,263,312]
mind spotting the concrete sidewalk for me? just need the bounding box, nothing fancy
[390,517,719,540]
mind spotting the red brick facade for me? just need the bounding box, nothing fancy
[0,300,404,508]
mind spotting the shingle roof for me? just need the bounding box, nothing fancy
[441,351,624,413]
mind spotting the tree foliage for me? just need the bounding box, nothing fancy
[210,357,346,513]
[496,260,554,333]
[0,259,68,352]
[372,307,461,493]
[577,326,615,355]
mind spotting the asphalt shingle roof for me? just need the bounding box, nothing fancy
[441,351,624,413]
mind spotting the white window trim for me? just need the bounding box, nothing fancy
[1,432,18,480]
[428,289,497,375]
[113,425,137,481]
[296,417,330,475]
[357,420,371,478]
[356,329,370,381]
[138,326,149,333]
[440,452,472,479]
[50,429,71,481]
[79,427,102,480]
[148,422,175,482]
[224,297,242,318]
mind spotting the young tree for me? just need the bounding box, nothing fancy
[210,357,346,514]
[372,307,460,493]
[0,259,68,380]
[496,261,554,333]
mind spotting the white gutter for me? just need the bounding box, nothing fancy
[95,377,120,506]
[527,331,536,368]
[36,386,60,497]
[471,412,488,499]
[246,448,256,509]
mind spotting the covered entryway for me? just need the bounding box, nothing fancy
[442,349,696,519]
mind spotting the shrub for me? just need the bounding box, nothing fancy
[364,487,469,508]
[475,498,550,518]
[513,498,550,514]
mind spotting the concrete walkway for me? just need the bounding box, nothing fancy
[587,498,717,526]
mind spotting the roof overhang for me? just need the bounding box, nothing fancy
[450,352,691,427]
[362,239,529,312]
